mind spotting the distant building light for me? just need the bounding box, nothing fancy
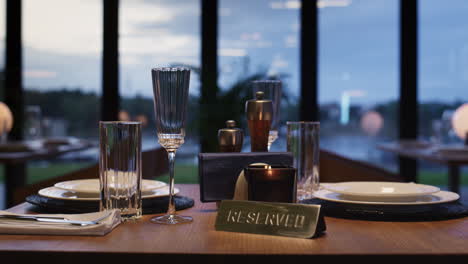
[340,89,366,125]
[119,110,130,122]
[451,103,468,141]
[340,93,350,125]
[361,111,384,136]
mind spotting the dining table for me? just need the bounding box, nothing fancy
[0,139,95,207]
[0,184,467,261]
[377,141,468,194]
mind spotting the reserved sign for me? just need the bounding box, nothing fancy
[215,200,326,239]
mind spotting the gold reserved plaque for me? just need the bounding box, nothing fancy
[215,200,326,239]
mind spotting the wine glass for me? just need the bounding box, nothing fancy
[252,80,282,150]
[150,67,192,225]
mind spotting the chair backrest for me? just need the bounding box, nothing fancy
[319,149,403,183]
[12,147,169,205]
[142,147,168,180]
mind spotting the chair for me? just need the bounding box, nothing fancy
[12,147,169,206]
[319,149,403,183]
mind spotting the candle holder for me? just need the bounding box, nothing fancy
[244,164,296,203]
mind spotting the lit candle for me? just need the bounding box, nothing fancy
[244,165,296,203]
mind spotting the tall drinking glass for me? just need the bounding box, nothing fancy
[252,80,281,150]
[287,121,320,202]
[150,67,192,224]
[24,105,42,140]
[99,121,142,220]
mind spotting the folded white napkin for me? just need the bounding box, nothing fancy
[0,209,121,236]
[232,168,248,201]
[232,163,269,201]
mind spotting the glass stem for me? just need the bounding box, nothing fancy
[167,150,176,216]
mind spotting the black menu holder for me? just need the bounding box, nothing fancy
[198,152,294,202]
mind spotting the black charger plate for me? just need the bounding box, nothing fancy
[302,198,468,221]
[26,194,194,215]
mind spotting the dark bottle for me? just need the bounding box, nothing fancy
[245,91,273,152]
[218,120,244,152]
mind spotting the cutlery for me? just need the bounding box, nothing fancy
[0,214,66,220]
[0,212,112,226]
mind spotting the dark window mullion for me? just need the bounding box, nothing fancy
[5,0,23,140]
[102,0,119,121]
[200,0,218,152]
[399,0,418,181]
[300,0,318,121]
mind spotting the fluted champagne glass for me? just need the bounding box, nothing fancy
[252,80,282,150]
[150,67,192,224]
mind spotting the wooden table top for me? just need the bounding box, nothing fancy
[378,141,468,165]
[1,184,468,260]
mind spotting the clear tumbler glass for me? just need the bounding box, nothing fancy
[24,105,42,140]
[99,121,142,220]
[287,121,320,202]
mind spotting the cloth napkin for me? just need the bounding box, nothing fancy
[0,209,121,236]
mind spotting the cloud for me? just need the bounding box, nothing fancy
[270,1,301,10]
[284,35,297,48]
[23,0,102,55]
[120,32,197,55]
[24,70,58,78]
[219,48,247,57]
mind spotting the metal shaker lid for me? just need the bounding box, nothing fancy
[218,120,244,147]
[245,91,273,120]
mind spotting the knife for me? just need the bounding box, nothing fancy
[0,212,112,226]
[0,214,66,220]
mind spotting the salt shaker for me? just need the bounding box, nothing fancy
[218,120,244,152]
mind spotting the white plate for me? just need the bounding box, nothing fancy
[54,179,166,194]
[38,186,179,201]
[314,189,459,205]
[322,182,440,199]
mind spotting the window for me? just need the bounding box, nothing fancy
[418,0,468,186]
[23,0,101,183]
[318,0,399,171]
[120,0,200,182]
[219,0,300,151]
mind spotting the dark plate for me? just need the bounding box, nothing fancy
[26,194,194,215]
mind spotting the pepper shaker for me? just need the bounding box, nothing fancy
[245,91,273,152]
[218,120,244,152]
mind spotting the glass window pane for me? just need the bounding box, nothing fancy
[120,0,200,183]
[319,0,399,171]
[219,0,300,152]
[23,0,101,139]
[22,0,101,185]
[419,0,468,189]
